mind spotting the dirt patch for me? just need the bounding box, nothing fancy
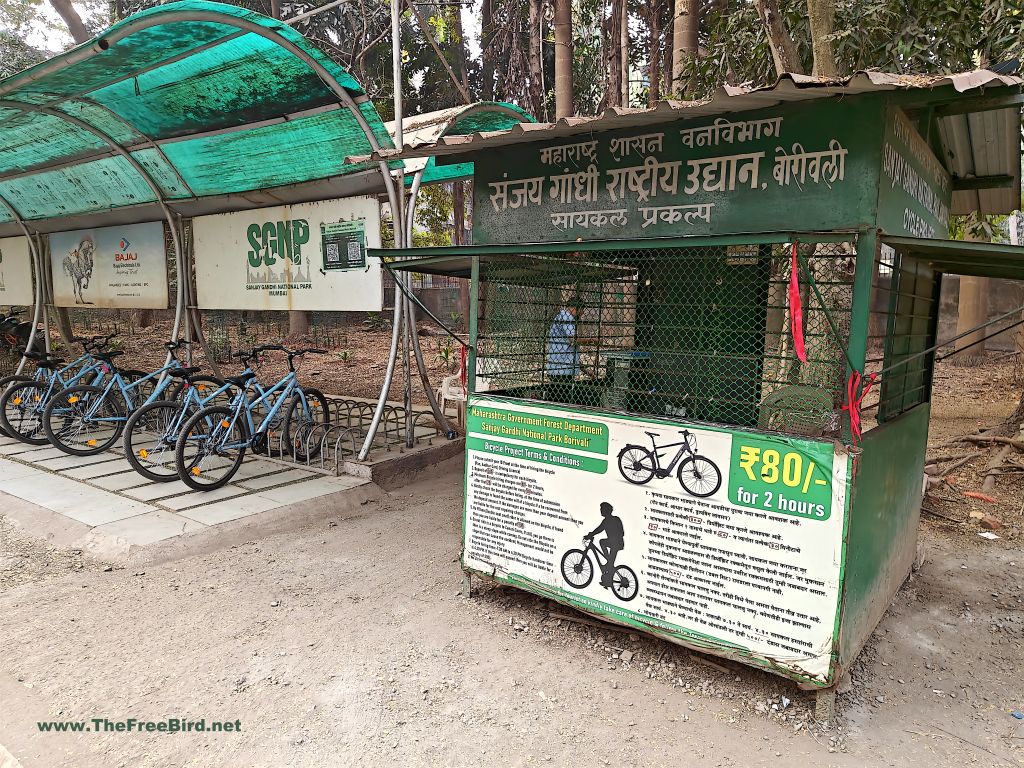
[0,470,1020,767]
[923,353,1024,545]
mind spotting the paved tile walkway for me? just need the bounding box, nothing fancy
[0,436,367,549]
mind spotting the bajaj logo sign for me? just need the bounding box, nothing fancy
[246,220,310,267]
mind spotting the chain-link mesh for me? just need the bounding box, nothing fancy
[475,238,857,439]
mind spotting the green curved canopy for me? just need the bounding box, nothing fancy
[0,0,395,232]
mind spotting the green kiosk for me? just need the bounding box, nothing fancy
[372,71,1024,715]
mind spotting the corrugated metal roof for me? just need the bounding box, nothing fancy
[351,69,1024,216]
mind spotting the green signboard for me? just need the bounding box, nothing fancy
[463,395,851,684]
[469,98,885,244]
[321,219,367,271]
[876,107,953,238]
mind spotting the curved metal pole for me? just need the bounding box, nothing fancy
[0,193,45,374]
[403,169,456,437]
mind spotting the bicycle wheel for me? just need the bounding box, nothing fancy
[175,405,247,491]
[677,455,722,498]
[560,549,594,589]
[617,445,656,484]
[0,379,49,444]
[124,400,194,482]
[0,374,37,439]
[44,385,124,456]
[611,565,639,601]
[282,387,331,461]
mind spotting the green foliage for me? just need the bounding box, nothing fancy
[682,0,1023,101]
[364,311,390,332]
[435,337,459,372]
[411,183,455,247]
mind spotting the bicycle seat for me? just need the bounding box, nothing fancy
[23,350,55,361]
[225,371,257,387]
[95,351,124,362]
[35,357,66,369]
[168,366,201,378]
[644,431,659,438]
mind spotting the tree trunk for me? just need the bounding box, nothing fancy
[954,275,989,365]
[620,0,629,105]
[527,0,545,119]
[451,3,471,94]
[453,182,465,246]
[754,0,802,76]
[137,309,154,329]
[554,0,574,118]
[481,0,495,101]
[49,0,89,43]
[671,0,699,97]
[807,0,839,77]
[647,0,661,105]
[605,0,623,108]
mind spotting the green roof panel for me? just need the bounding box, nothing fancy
[0,0,393,225]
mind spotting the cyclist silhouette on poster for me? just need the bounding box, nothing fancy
[561,502,639,601]
[586,502,625,587]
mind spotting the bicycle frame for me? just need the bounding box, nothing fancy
[80,362,183,423]
[218,370,301,451]
[21,354,108,410]
[160,372,261,441]
[647,433,697,476]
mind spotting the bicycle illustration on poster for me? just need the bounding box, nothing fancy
[616,427,722,497]
[560,502,640,602]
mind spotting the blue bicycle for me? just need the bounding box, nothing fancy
[175,345,329,491]
[122,348,262,482]
[42,340,221,456]
[0,334,120,445]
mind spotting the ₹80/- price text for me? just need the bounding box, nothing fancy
[727,437,835,520]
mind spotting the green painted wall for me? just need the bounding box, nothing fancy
[838,404,929,669]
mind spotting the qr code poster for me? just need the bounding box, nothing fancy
[321,220,367,271]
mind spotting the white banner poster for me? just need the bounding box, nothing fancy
[463,395,850,683]
[0,237,35,305]
[50,222,168,309]
[192,197,383,312]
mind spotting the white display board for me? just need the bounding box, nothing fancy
[463,395,850,683]
[192,197,383,312]
[50,222,168,309]
[0,237,35,305]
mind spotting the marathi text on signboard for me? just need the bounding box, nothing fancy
[193,198,382,312]
[0,237,35,306]
[470,99,884,244]
[50,222,168,309]
[463,395,849,683]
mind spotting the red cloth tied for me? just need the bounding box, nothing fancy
[843,371,877,445]
[789,242,807,363]
[460,344,468,390]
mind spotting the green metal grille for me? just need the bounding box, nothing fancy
[867,245,939,423]
[474,237,857,439]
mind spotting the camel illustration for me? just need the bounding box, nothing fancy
[63,237,95,305]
